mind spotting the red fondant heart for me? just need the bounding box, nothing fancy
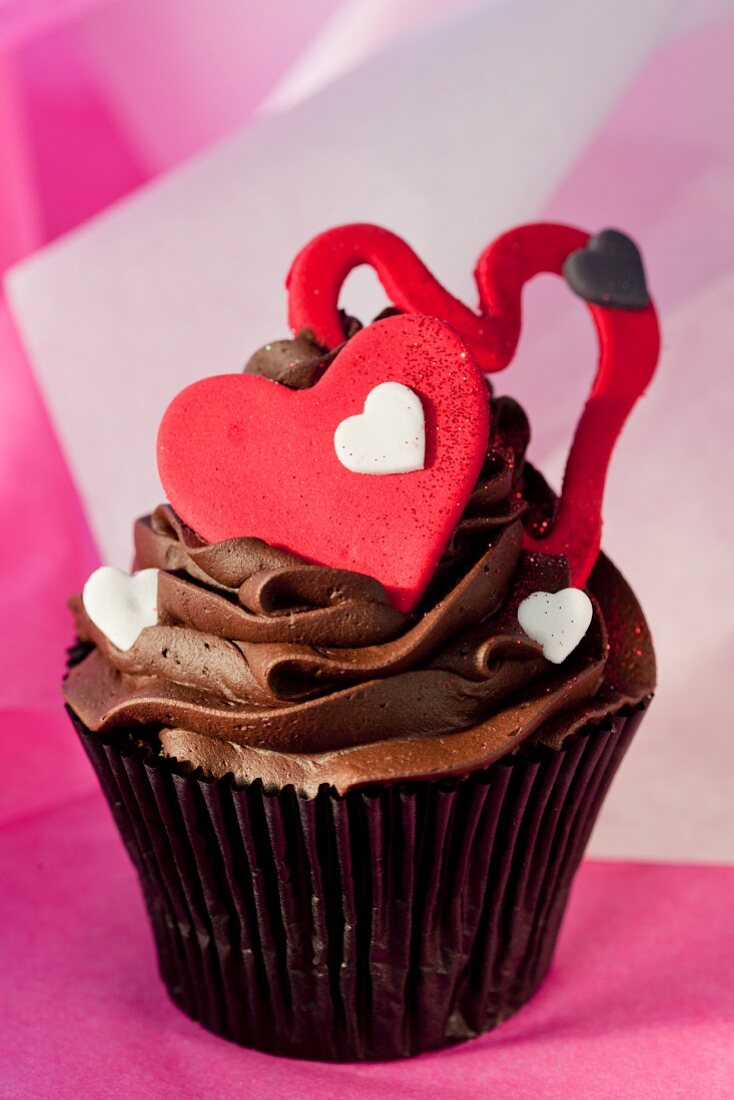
[158,314,489,613]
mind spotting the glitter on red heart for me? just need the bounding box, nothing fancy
[157,314,489,613]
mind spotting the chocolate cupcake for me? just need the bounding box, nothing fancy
[64,222,659,1061]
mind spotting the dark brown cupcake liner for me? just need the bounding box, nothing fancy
[70,702,647,1061]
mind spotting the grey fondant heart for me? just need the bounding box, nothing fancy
[563,228,649,310]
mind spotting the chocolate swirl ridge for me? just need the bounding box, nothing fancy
[63,394,655,793]
[69,508,585,751]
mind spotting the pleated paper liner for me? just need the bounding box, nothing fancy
[70,703,647,1061]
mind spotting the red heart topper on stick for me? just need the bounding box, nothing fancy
[158,315,489,613]
[287,222,660,586]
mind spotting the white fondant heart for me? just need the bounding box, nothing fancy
[82,566,159,651]
[517,587,593,665]
[334,381,425,475]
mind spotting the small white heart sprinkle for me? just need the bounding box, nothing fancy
[334,381,425,475]
[517,587,593,664]
[83,566,159,651]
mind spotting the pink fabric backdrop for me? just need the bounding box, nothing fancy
[1,4,733,1097]
[3,795,732,1099]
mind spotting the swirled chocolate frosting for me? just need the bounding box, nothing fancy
[64,337,655,795]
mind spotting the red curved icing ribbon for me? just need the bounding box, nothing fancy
[526,301,659,585]
[288,223,491,363]
[286,222,660,587]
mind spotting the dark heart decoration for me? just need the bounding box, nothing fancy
[562,229,650,310]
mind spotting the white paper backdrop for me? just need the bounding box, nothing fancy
[11,0,728,864]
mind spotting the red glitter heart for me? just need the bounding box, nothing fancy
[158,314,489,613]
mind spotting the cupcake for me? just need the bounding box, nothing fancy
[64,221,659,1061]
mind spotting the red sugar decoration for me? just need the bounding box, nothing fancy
[287,222,660,586]
[158,314,489,613]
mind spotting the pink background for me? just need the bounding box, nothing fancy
[0,2,733,1096]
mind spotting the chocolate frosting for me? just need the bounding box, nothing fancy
[64,343,655,795]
